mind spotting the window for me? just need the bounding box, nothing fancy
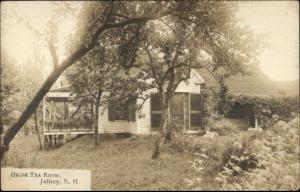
[115,103,128,120]
[190,94,201,128]
[226,103,245,119]
[151,94,161,129]
[150,93,184,130]
[170,94,184,126]
[108,99,136,121]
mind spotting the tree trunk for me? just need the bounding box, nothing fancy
[0,44,92,161]
[94,98,100,146]
[34,111,43,150]
[94,90,102,146]
[151,104,170,159]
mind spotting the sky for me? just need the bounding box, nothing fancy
[1,1,299,81]
[237,1,299,81]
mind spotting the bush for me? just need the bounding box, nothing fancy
[226,94,299,129]
[215,118,300,190]
[187,117,300,190]
[207,114,239,136]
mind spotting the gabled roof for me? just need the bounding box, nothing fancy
[50,65,284,96]
[275,80,299,96]
[49,85,72,92]
[198,65,281,96]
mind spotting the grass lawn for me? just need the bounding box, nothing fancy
[2,134,195,190]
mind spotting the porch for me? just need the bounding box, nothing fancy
[150,92,203,131]
[43,86,94,136]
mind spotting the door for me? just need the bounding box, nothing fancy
[170,93,184,128]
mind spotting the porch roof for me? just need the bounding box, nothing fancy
[46,85,73,101]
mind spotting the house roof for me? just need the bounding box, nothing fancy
[50,65,285,97]
[49,85,72,92]
[198,65,282,96]
[275,80,299,96]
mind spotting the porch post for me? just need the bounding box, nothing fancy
[43,97,46,133]
[183,93,186,130]
[188,93,191,130]
[53,101,56,121]
[43,97,46,149]
[255,116,258,128]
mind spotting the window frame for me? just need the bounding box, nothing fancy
[150,93,185,130]
[150,93,162,130]
[190,93,202,128]
[108,99,136,121]
[226,103,246,119]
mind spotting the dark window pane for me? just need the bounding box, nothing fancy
[108,102,115,121]
[191,113,201,127]
[171,94,183,114]
[127,99,136,121]
[190,94,201,111]
[171,114,184,126]
[151,113,161,129]
[115,110,127,120]
[151,94,161,111]
[115,102,128,120]
[226,103,245,119]
[108,100,135,121]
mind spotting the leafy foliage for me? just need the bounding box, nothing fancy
[1,52,20,126]
[226,94,299,128]
[197,86,217,128]
[208,114,239,136]
[186,118,300,190]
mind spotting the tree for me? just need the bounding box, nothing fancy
[136,22,197,159]
[0,1,160,158]
[1,52,20,130]
[66,25,151,145]
[0,1,261,160]
[66,41,123,145]
[135,1,262,159]
[21,48,46,149]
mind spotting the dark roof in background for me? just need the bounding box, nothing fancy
[50,65,296,97]
[275,80,299,96]
[199,65,282,96]
[226,66,280,95]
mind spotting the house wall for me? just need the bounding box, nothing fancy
[98,107,137,133]
[98,69,204,134]
[226,117,250,129]
[135,98,152,134]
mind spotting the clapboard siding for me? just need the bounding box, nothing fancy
[98,105,136,133]
[98,69,203,134]
[136,98,152,134]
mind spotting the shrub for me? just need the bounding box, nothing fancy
[187,118,300,190]
[198,86,219,128]
[169,131,193,153]
[226,94,299,129]
[215,118,300,190]
[207,114,239,136]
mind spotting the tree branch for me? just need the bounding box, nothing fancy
[47,40,59,69]
[146,48,161,87]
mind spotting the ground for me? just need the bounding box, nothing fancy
[3,118,299,190]
[2,134,195,190]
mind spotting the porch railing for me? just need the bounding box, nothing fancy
[44,119,93,132]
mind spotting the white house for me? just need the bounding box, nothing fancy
[97,69,205,134]
[43,67,277,137]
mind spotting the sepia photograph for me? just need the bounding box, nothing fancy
[0,0,299,190]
